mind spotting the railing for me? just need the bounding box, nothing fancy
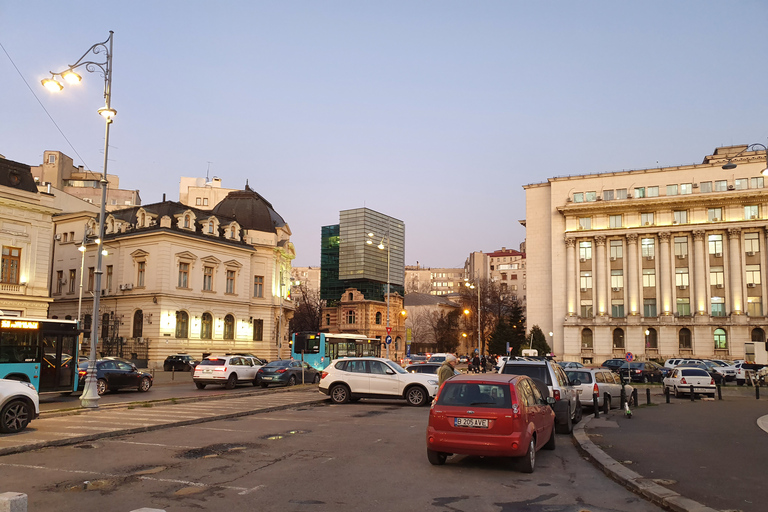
[0,283,22,293]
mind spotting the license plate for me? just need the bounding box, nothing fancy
[262,376,273,380]
[203,369,212,373]
[454,417,488,428]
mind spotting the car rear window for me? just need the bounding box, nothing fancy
[437,382,512,408]
[429,356,446,363]
[568,371,591,384]
[500,364,551,385]
[199,358,226,366]
[680,369,710,377]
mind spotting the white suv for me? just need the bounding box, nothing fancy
[319,357,439,406]
[1,379,39,433]
[192,355,263,389]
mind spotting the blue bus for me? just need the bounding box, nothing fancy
[291,332,381,370]
[0,317,80,393]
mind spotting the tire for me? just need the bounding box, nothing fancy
[138,377,151,392]
[543,427,556,450]
[1,399,32,433]
[556,408,572,434]
[427,449,447,465]
[330,384,350,404]
[674,386,681,398]
[287,375,297,387]
[642,376,649,384]
[519,437,536,473]
[737,380,745,386]
[96,379,107,396]
[195,382,206,389]
[252,378,259,386]
[604,395,611,412]
[225,374,237,390]
[260,383,269,388]
[313,374,320,384]
[405,386,428,407]
[573,399,583,424]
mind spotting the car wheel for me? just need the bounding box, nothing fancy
[405,386,427,407]
[543,427,556,450]
[138,377,151,392]
[0,399,31,434]
[313,374,320,384]
[642,375,649,384]
[252,378,259,386]
[674,386,681,398]
[260,382,269,388]
[225,374,237,390]
[556,408,572,434]
[96,379,107,395]
[519,437,536,473]
[573,398,583,424]
[330,384,350,404]
[604,395,611,412]
[195,382,206,390]
[427,449,447,465]
[737,380,745,386]
[287,375,297,386]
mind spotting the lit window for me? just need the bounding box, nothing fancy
[745,232,760,253]
[642,268,656,287]
[674,236,688,257]
[746,264,761,286]
[609,240,623,259]
[579,241,592,260]
[675,267,689,287]
[708,234,723,255]
[641,238,655,258]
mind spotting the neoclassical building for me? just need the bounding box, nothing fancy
[49,186,295,367]
[524,145,768,364]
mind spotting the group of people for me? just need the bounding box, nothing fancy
[437,353,501,385]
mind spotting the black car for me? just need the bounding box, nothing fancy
[618,361,664,383]
[405,363,460,376]
[77,358,153,395]
[163,354,199,372]
[257,360,320,387]
[601,359,626,372]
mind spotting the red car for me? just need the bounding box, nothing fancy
[426,373,556,473]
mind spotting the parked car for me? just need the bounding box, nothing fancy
[427,353,453,363]
[226,353,269,365]
[617,361,664,383]
[77,358,153,395]
[426,373,556,473]
[163,354,199,372]
[258,359,320,388]
[600,359,626,372]
[663,367,716,398]
[676,362,724,385]
[704,359,737,381]
[458,356,469,364]
[664,358,704,369]
[319,357,438,406]
[192,355,261,389]
[558,361,584,369]
[406,363,460,376]
[565,368,634,410]
[0,379,39,434]
[498,359,582,434]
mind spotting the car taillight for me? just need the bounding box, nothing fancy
[553,389,561,401]
[511,403,520,419]
[78,369,86,377]
[276,369,287,373]
[710,378,715,385]
[681,378,687,384]
[257,368,263,374]
[320,371,328,379]
[634,370,641,374]
[593,383,599,395]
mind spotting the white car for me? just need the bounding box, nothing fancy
[319,357,439,406]
[192,355,263,389]
[1,379,39,434]
[663,368,716,398]
[564,368,634,410]
[704,359,737,381]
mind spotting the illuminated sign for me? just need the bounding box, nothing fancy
[1,320,40,330]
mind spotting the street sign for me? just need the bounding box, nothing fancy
[386,327,392,334]
[625,352,634,362]
[385,335,392,345]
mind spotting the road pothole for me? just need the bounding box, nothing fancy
[177,443,260,459]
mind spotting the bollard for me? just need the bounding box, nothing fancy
[665,386,670,403]
[632,388,638,407]
[620,388,626,409]
[603,393,609,414]
[646,388,651,405]
[0,492,27,512]
[690,384,695,401]
[171,365,175,381]
[757,384,760,400]
[717,384,722,400]
[593,393,599,418]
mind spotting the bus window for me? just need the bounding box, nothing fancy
[0,331,38,363]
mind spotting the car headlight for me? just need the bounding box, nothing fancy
[427,379,438,386]
[22,382,36,391]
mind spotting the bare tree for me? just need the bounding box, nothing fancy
[459,278,522,355]
[288,282,324,333]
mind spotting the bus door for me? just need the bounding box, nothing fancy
[40,332,77,392]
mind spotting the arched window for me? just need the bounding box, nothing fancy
[347,310,356,324]
[348,292,354,301]
[645,327,658,349]
[230,226,236,239]
[751,328,765,344]
[184,215,190,228]
[208,220,214,234]
[223,314,235,340]
[201,312,212,339]
[140,213,145,227]
[375,312,382,325]
[175,311,189,338]
[581,328,593,349]
[325,314,330,326]
[612,328,625,349]
[679,328,692,349]
[133,310,143,338]
[714,328,727,349]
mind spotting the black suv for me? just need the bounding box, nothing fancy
[163,354,198,372]
[601,358,626,372]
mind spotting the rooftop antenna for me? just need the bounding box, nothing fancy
[206,161,213,182]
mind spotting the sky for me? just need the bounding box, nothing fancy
[2,1,767,268]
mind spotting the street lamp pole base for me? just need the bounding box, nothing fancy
[79,365,100,408]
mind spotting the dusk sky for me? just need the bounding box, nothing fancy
[2,1,767,268]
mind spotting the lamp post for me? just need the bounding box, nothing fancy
[464,278,481,355]
[367,231,391,359]
[43,32,116,408]
[721,141,768,174]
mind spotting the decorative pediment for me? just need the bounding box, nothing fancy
[223,259,243,269]
[130,249,149,259]
[201,255,222,266]
[175,251,197,262]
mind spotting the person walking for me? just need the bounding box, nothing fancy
[472,354,481,374]
[481,354,487,373]
[438,354,458,385]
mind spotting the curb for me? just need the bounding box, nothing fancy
[573,416,720,512]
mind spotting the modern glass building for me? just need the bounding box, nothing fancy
[321,208,405,303]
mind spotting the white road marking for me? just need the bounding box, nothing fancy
[238,484,265,495]
[103,440,197,449]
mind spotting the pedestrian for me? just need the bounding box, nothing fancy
[472,354,481,374]
[438,354,458,385]
[481,355,487,373]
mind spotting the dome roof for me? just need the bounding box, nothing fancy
[211,184,286,233]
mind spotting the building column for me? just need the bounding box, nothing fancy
[595,235,607,316]
[693,230,707,316]
[565,237,577,316]
[728,227,743,314]
[659,232,672,315]
[626,234,639,315]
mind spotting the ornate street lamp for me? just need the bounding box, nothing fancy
[367,231,392,359]
[464,278,481,355]
[721,142,768,175]
[43,32,116,408]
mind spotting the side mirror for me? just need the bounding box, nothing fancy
[386,369,395,375]
[572,379,581,386]
[546,397,556,405]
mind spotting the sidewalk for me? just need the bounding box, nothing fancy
[574,390,768,512]
[1,387,327,457]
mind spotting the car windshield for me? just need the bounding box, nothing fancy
[500,364,551,385]
[264,360,291,368]
[437,382,512,408]
[567,371,591,384]
[429,356,446,362]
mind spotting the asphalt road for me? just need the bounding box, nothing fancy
[2,399,664,512]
